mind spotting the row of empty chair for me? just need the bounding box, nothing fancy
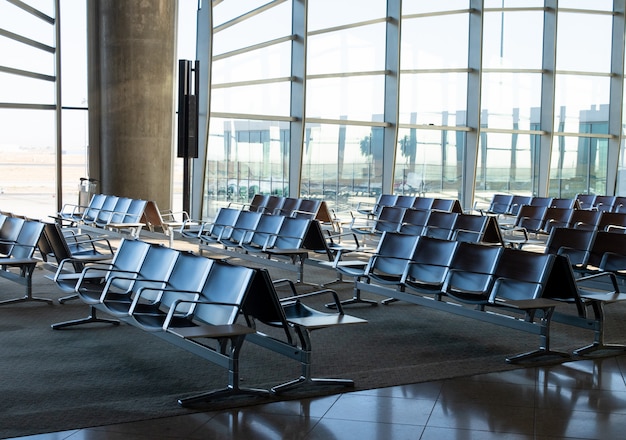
[54,194,149,237]
[348,205,502,244]
[344,231,626,362]
[501,206,626,248]
[483,193,626,218]
[355,194,463,219]
[0,213,47,305]
[46,238,366,405]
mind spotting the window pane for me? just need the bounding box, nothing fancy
[549,135,608,196]
[556,12,612,73]
[0,72,54,104]
[399,73,467,126]
[212,42,292,84]
[401,14,469,70]
[212,2,291,55]
[0,37,55,76]
[481,72,542,130]
[212,0,271,27]
[307,23,387,74]
[211,82,291,116]
[484,0,543,6]
[308,0,386,32]
[61,109,89,208]
[554,76,610,133]
[558,0,613,11]
[482,11,544,69]
[60,0,87,107]
[475,133,539,195]
[403,0,469,14]
[395,128,463,199]
[0,109,56,218]
[306,75,385,122]
[302,123,380,212]
[0,1,54,45]
[204,118,290,218]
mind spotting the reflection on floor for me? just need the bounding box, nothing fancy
[9,354,626,439]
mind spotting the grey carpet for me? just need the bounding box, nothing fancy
[0,261,622,438]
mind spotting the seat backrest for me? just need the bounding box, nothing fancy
[374,206,406,233]
[108,197,133,224]
[106,239,152,285]
[550,198,576,209]
[612,196,626,213]
[404,236,458,287]
[489,248,555,302]
[486,194,513,215]
[366,232,419,282]
[223,210,262,244]
[451,214,489,243]
[156,251,213,315]
[262,196,285,214]
[84,193,107,211]
[294,199,321,219]
[92,195,119,224]
[122,199,147,223]
[203,207,240,241]
[411,197,434,210]
[9,220,44,259]
[395,195,416,208]
[423,211,458,239]
[597,211,626,232]
[576,194,596,210]
[586,230,626,270]
[248,194,270,212]
[515,205,547,232]
[126,244,179,301]
[593,195,615,212]
[273,217,310,249]
[399,208,430,235]
[570,208,602,230]
[541,207,573,234]
[191,261,256,326]
[508,195,532,215]
[0,216,24,255]
[544,227,595,267]
[373,194,398,216]
[444,242,502,303]
[277,197,301,216]
[432,198,461,213]
[246,214,285,249]
[530,196,553,207]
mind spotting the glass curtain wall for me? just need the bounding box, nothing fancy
[197,0,626,217]
[0,0,62,218]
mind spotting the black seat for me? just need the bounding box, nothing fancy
[333,231,419,308]
[195,207,241,244]
[450,214,490,243]
[480,194,513,216]
[239,214,285,253]
[0,220,47,305]
[423,211,458,240]
[51,239,152,329]
[398,208,430,235]
[576,194,596,211]
[540,207,573,235]
[544,227,595,271]
[400,236,459,299]
[411,196,435,210]
[569,209,602,230]
[216,210,262,249]
[442,242,502,305]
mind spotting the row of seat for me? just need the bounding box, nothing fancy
[47,238,366,405]
[502,206,626,248]
[345,231,626,362]
[348,205,502,245]
[0,214,47,305]
[54,194,149,237]
[484,193,626,218]
[481,194,579,217]
[355,194,463,219]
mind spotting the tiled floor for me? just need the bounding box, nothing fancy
[9,353,626,440]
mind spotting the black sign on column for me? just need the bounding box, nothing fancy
[177,60,199,159]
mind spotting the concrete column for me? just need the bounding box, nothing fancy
[88,0,176,210]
